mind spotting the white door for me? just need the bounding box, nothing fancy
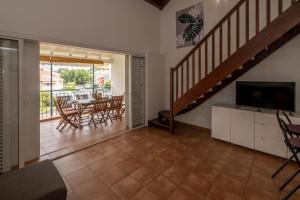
[231,109,255,149]
[131,56,145,128]
[212,106,231,142]
[0,38,20,173]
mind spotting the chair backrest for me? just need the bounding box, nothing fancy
[277,114,296,151]
[110,96,123,110]
[277,110,292,124]
[92,90,103,98]
[53,97,67,117]
[76,94,89,100]
[55,96,71,110]
[93,97,108,112]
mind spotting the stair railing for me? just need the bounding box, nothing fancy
[169,0,299,133]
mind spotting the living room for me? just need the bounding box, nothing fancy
[0,0,300,199]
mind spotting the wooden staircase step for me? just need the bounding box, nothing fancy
[148,119,170,130]
[158,110,170,120]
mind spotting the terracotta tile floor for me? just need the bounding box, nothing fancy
[50,125,300,200]
[40,117,126,158]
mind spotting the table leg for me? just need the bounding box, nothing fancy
[78,112,82,129]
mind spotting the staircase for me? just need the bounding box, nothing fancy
[149,0,300,134]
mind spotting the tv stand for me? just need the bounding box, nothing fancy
[212,104,300,158]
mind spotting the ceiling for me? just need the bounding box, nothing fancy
[144,0,170,10]
[40,43,117,62]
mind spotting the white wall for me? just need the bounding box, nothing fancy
[0,0,161,54]
[111,54,125,96]
[146,52,165,120]
[21,40,40,162]
[161,0,300,128]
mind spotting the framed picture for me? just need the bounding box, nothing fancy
[176,2,204,48]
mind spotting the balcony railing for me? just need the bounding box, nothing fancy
[40,87,112,119]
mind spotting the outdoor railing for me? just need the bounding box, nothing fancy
[40,87,112,119]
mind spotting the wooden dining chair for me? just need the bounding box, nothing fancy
[92,90,102,98]
[275,118,300,200]
[89,97,110,127]
[54,97,79,132]
[108,96,124,123]
[55,96,72,110]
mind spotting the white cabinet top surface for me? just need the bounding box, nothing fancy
[213,104,300,118]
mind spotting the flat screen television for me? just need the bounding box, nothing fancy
[236,81,295,112]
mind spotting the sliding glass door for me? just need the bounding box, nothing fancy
[0,38,19,173]
[131,56,145,128]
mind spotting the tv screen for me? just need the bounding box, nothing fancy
[236,81,295,112]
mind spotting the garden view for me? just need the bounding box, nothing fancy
[40,63,112,119]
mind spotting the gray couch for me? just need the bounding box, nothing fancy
[0,159,67,200]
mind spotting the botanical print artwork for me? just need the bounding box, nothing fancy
[176,2,204,48]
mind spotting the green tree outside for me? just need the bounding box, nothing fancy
[58,69,92,86]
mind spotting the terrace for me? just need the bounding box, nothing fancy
[39,43,127,158]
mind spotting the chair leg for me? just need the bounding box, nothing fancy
[280,168,300,191]
[116,109,122,120]
[272,154,296,178]
[58,121,68,132]
[88,114,92,125]
[282,183,300,200]
[107,110,113,124]
[100,112,106,124]
[92,114,97,128]
[56,119,64,130]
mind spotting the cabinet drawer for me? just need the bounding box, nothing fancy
[255,136,287,158]
[255,112,278,126]
[255,124,283,141]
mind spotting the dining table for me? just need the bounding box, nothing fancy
[69,99,95,128]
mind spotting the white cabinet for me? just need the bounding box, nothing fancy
[211,105,299,158]
[231,109,255,149]
[255,112,287,157]
[255,124,287,157]
[212,106,231,142]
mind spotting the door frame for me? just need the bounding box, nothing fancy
[1,33,148,165]
[0,35,24,169]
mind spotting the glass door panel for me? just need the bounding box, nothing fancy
[131,56,145,128]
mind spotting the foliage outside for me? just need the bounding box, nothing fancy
[58,69,92,86]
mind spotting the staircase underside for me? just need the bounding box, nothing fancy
[149,1,300,132]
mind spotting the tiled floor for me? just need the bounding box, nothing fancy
[40,117,126,157]
[52,125,300,200]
